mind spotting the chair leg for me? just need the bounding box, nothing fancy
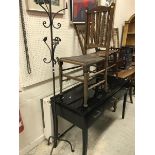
[83,67,89,107]
[112,100,117,112]
[129,79,133,104]
[129,86,133,103]
[133,85,135,95]
[59,61,63,95]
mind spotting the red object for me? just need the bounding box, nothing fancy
[73,0,96,21]
[19,111,24,133]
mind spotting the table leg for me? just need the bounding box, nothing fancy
[82,129,88,155]
[52,101,58,148]
[122,89,128,119]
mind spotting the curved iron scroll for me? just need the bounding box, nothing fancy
[36,1,67,64]
[43,36,61,64]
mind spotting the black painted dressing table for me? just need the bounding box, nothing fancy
[51,76,128,155]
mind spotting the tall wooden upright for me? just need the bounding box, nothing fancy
[121,14,135,47]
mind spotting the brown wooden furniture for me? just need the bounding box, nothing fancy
[59,4,115,107]
[106,14,135,105]
[121,14,135,47]
[116,66,135,103]
[118,14,135,103]
[109,50,135,112]
[74,21,120,80]
[107,48,134,103]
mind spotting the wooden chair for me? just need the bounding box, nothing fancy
[115,46,135,103]
[74,4,119,75]
[105,45,135,113]
[116,14,135,103]
[106,21,135,105]
[108,46,135,107]
[59,4,115,107]
[104,28,135,107]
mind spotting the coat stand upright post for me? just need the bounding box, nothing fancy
[34,0,74,154]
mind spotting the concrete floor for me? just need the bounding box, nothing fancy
[27,96,135,155]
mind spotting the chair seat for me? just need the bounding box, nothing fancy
[60,54,105,66]
[116,67,135,79]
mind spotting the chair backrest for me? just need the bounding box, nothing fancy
[84,4,115,55]
[112,28,119,48]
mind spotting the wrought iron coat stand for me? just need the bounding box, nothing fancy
[34,0,74,154]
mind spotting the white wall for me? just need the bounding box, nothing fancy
[19,81,52,154]
[19,0,135,154]
[101,0,135,44]
[114,0,135,44]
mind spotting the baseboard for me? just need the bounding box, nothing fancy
[19,135,45,155]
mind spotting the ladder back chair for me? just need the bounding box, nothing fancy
[74,4,119,76]
[59,4,115,107]
[115,47,135,103]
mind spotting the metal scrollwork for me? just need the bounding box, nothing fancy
[42,37,52,63]
[53,37,61,51]
[52,3,68,29]
[38,1,68,30]
[42,36,61,64]
[42,20,51,28]
[35,0,67,65]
